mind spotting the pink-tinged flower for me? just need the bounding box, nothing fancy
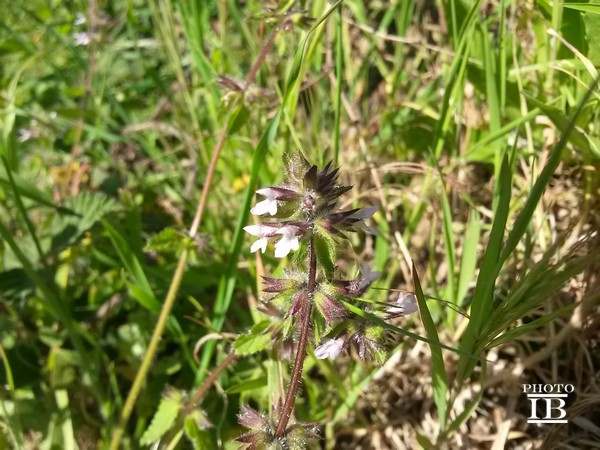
[250,187,299,216]
[274,225,300,258]
[314,337,345,359]
[243,224,276,254]
[74,12,86,26]
[357,264,381,292]
[314,291,347,324]
[386,292,418,317]
[322,205,379,235]
[348,205,378,220]
[73,32,90,46]
[332,264,381,297]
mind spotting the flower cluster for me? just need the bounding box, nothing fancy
[314,289,418,363]
[236,405,319,450]
[238,152,418,448]
[243,152,376,259]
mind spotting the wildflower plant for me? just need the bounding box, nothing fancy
[237,151,417,448]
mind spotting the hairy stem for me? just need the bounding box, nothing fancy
[275,236,316,437]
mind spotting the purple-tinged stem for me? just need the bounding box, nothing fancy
[275,236,316,437]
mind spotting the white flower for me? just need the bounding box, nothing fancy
[74,13,86,26]
[387,292,418,316]
[274,226,299,258]
[250,188,279,216]
[349,205,378,219]
[250,237,268,253]
[18,129,34,142]
[357,264,382,291]
[243,224,273,254]
[73,32,90,46]
[314,337,345,359]
[349,206,378,235]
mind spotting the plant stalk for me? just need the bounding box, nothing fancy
[184,352,238,415]
[275,235,316,437]
[109,27,280,450]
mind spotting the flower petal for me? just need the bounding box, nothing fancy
[250,237,268,253]
[386,292,418,316]
[250,198,278,216]
[243,225,265,236]
[274,237,294,258]
[314,338,345,359]
[349,205,378,219]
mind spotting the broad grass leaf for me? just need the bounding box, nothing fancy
[413,263,448,427]
[103,219,160,312]
[456,154,511,384]
[563,2,600,14]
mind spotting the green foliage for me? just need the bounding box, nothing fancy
[1,0,598,447]
[140,390,182,445]
[233,321,272,356]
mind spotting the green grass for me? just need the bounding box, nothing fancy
[1,0,599,448]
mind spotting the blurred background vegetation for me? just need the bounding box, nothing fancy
[0,0,599,449]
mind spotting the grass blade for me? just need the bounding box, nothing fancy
[413,263,449,428]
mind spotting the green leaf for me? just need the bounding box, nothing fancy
[526,96,600,159]
[456,154,511,384]
[140,390,182,445]
[0,170,68,212]
[51,192,118,251]
[227,101,250,134]
[226,376,268,394]
[488,304,575,348]
[233,321,272,356]
[103,219,160,313]
[562,3,600,14]
[313,229,336,280]
[184,415,215,450]
[340,300,473,357]
[456,210,481,306]
[413,263,448,427]
[144,227,188,253]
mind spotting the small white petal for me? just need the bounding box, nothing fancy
[73,32,90,46]
[74,13,86,25]
[355,221,378,236]
[315,338,345,359]
[349,205,378,219]
[358,264,382,291]
[387,292,418,316]
[256,188,276,198]
[274,237,294,258]
[273,226,300,258]
[250,198,278,216]
[250,237,268,253]
[243,225,267,237]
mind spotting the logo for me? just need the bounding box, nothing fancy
[523,384,574,424]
